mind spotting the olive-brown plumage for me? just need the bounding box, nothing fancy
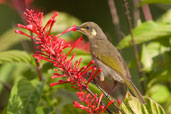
[76,22,146,104]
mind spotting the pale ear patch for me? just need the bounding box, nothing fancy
[91,29,97,36]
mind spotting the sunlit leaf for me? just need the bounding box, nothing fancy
[147,85,170,103]
[120,95,166,114]
[141,42,170,71]
[117,21,171,49]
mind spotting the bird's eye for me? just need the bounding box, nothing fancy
[86,26,90,30]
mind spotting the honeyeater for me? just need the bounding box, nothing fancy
[76,22,146,104]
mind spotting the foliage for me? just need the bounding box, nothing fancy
[120,95,165,114]
[7,79,44,114]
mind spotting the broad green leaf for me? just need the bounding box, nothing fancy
[117,21,171,49]
[0,50,34,64]
[141,0,171,5]
[147,85,170,103]
[141,42,170,71]
[7,79,44,114]
[120,95,165,114]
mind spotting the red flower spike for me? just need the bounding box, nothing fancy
[75,92,112,114]
[16,9,113,114]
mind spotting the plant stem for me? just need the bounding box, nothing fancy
[84,87,114,114]
[93,82,126,114]
[30,32,43,81]
[122,0,145,93]
[107,0,122,42]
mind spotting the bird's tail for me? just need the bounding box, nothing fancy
[125,79,146,104]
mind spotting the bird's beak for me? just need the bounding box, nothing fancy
[76,26,86,32]
[76,26,80,30]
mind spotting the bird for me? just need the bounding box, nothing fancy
[76,22,146,104]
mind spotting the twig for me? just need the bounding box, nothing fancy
[107,0,122,42]
[133,0,140,27]
[94,82,126,114]
[0,80,11,92]
[84,87,114,114]
[122,0,145,93]
[141,4,152,21]
[30,32,43,81]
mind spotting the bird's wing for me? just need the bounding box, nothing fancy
[92,41,131,79]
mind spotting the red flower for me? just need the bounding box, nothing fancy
[74,92,114,114]
[15,9,100,90]
[16,9,114,114]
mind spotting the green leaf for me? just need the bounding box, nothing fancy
[7,79,44,114]
[0,50,34,64]
[141,42,170,71]
[147,85,170,103]
[120,95,166,114]
[141,0,171,5]
[117,21,171,49]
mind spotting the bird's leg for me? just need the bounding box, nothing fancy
[95,80,112,100]
[107,81,118,97]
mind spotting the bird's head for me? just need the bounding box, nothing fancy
[76,22,106,40]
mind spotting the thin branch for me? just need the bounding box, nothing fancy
[84,87,114,114]
[141,4,152,21]
[107,0,122,42]
[122,0,145,93]
[30,32,43,81]
[94,82,126,114]
[133,0,140,27]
